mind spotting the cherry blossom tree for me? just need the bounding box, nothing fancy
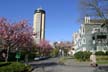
[37,40,53,56]
[0,17,34,62]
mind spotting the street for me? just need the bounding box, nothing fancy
[29,57,96,72]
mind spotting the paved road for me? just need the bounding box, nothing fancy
[29,57,96,72]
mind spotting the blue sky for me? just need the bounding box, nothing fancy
[0,0,80,42]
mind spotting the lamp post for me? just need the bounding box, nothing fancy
[15,48,21,62]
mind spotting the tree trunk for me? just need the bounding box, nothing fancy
[5,47,9,62]
[25,54,28,64]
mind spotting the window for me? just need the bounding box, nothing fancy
[82,38,86,44]
[100,28,107,32]
[83,47,86,51]
[79,42,81,46]
[95,28,100,32]
[83,27,85,34]
[82,26,85,34]
[97,35,106,39]
[92,28,100,33]
[80,25,85,34]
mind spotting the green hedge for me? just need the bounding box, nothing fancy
[8,52,36,62]
[8,53,16,61]
[105,51,108,55]
[0,62,31,72]
[28,53,36,61]
[74,51,92,61]
[95,51,105,56]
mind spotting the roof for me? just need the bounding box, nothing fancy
[34,8,45,14]
[84,19,108,24]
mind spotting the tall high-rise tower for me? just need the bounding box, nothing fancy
[33,8,45,43]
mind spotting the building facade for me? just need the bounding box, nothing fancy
[72,32,80,52]
[73,17,108,52]
[33,8,45,43]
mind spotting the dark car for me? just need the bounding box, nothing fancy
[34,56,50,61]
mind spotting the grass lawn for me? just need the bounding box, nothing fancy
[96,56,108,64]
[58,56,74,64]
[97,61,108,64]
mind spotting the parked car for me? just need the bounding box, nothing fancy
[34,56,50,61]
[34,57,40,61]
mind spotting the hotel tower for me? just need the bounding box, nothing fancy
[33,8,45,43]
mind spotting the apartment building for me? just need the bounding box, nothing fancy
[73,17,108,52]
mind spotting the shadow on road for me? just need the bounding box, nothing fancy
[30,62,59,70]
[65,64,91,68]
[93,66,108,72]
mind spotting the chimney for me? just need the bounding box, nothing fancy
[84,16,90,24]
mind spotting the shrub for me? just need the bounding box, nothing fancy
[74,51,83,61]
[50,48,59,57]
[95,51,105,56]
[105,51,108,55]
[8,52,16,61]
[82,51,92,61]
[28,52,36,61]
[0,62,31,72]
[20,51,36,62]
[0,62,11,67]
[74,51,92,61]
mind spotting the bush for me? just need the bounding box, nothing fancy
[28,53,36,61]
[105,51,108,55]
[50,48,59,57]
[0,62,11,67]
[82,51,92,61]
[20,51,36,62]
[74,51,83,61]
[8,52,16,61]
[95,51,105,56]
[0,51,37,62]
[74,51,92,61]
[0,52,16,62]
[0,62,31,72]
